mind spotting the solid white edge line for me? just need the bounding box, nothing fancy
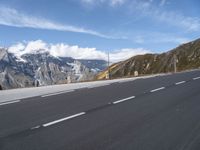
[113,96,135,104]
[193,77,200,80]
[150,87,165,93]
[0,100,21,106]
[42,112,86,127]
[175,81,186,85]
[41,90,74,98]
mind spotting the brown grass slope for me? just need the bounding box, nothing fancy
[97,38,200,79]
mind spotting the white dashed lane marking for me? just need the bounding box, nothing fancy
[42,112,86,127]
[113,96,136,104]
[150,87,165,93]
[193,77,200,80]
[31,125,41,130]
[175,81,186,85]
[3,76,199,129]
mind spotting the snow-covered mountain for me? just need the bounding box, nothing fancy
[0,48,107,89]
[78,59,107,72]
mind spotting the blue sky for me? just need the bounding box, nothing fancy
[0,0,200,61]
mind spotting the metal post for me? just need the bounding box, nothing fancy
[173,54,177,73]
[107,52,110,80]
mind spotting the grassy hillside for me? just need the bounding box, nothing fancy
[97,38,200,80]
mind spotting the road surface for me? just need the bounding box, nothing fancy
[0,70,200,150]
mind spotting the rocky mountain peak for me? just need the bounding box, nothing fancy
[0,48,9,62]
[0,49,107,89]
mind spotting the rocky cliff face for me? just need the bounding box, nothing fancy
[97,38,200,79]
[0,48,34,89]
[0,49,106,89]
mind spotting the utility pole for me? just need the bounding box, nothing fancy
[107,52,110,80]
[173,54,177,73]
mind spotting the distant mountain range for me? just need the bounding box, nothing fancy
[1,38,200,89]
[0,48,107,89]
[97,38,200,79]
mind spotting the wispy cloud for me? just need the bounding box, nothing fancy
[150,36,189,44]
[131,32,190,45]
[153,11,200,31]
[0,6,118,39]
[160,0,167,6]
[81,0,126,7]
[82,0,200,32]
[110,0,126,6]
[129,0,200,32]
[109,48,150,62]
[8,40,150,62]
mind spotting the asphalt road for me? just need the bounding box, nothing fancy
[0,70,200,150]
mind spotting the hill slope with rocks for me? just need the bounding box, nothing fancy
[97,38,200,79]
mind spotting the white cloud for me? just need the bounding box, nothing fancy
[81,0,93,3]
[81,0,200,32]
[81,0,126,6]
[49,43,106,60]
[134,32,190,45]
[154,11,200,31]
[8,40,48,61]
[0,6,116,39]
[160,0,167,6]
[8,40,150,63]
[133,36,145,44]
[155,37,189,44]
[109,48,149,62]
[110,0,126,6]
[8,43,25,60]
[129,0,200,32]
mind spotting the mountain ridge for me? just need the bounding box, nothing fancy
[97,38,200,79]
[0,49,107,89]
